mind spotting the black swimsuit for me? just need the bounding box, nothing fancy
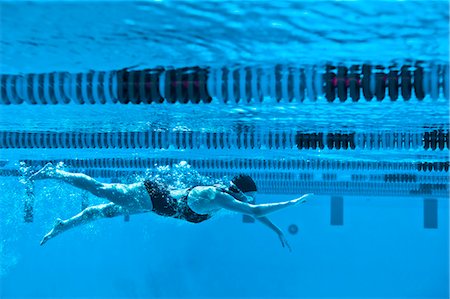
[144,180,211,223]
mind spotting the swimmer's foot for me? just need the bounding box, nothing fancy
[40,218,65,246]
[30,163,56,181]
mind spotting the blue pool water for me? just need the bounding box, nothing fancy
[0,1,449,299]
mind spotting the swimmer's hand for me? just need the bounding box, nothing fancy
[278,231,292,252]
[289,193,314,206]
[29,162,56,181]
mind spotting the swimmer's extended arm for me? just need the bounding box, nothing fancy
[214,192,313,218]
[256,216,292,252]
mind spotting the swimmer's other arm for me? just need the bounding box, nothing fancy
[214,193,313,218]
[214,193,312,252]
[256,216,292,252]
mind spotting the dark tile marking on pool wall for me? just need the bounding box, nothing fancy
[275,64,282,102]
[150,69,165,103]
[232,68,240,103]
[243,67,251,103]
[287,67,294,102]
[199,68,212,103]
[337,66,348,102]
[348,65,360,102]
[174,68,183,103]
[324,65,336,102]
[0,75,9,104]
[295,132,324,149]
[326,133,356,150]
[387,68,399,101]
[414,66,425,100]
[416,162,449,172]
[322,173,337,181]
[221,67,229,103]
[299,68,306,102]
[444,64,449,100]
[400,65,412,101]
[119,69,164,104]
[164,68,176,103]
[422,130,449,150]
[180,68,190,104]
[330,196,344,226]
[375,66,386,101]
[187,70,198,104]
[423,198,438,229]
[362,64,373,101]
[384,174,417,182]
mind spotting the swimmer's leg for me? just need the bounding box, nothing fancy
[40,203,127,246]
[29,163,145,208]
[30,163,110,197]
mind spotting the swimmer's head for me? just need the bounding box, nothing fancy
[230,174,257,202]
[231,174,257,193]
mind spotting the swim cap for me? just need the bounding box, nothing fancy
[231,174,257,193]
